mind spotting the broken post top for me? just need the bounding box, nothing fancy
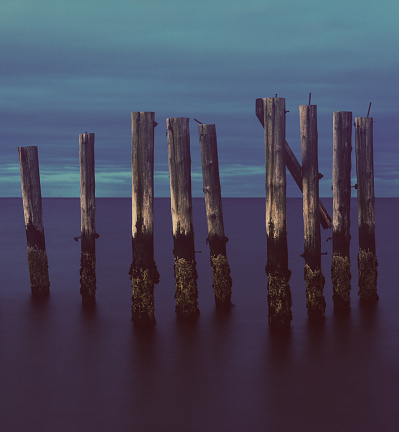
[167,117,193,236]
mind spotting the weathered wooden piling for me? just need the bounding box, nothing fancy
[300,104,326,321]
[130,112,159,325]
[332,112,352,310]
[79,133,97,307]
[355,117,378,303]
[18,146,50,296]
[167,118,199,319]
[263,97,292,330]
[198,124,232,309]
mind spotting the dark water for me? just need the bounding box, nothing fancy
[1,197,398,431]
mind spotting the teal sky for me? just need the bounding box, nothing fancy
[1,0,398,197]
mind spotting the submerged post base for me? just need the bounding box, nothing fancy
[27,246,50,297]
[210,254,232,309]
[331,254,351,311]
[80,251,96,307]
[174,257,199,319]
[130,265,159,325]
[358,249,378,303]
[305,265,326,321]
[267,269,292,331]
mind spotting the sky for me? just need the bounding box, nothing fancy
[1,0,398,197]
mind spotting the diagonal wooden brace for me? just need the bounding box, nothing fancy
[256,98,332,229]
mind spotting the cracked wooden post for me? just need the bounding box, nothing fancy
[300,104,326,321]
[167,118,199,319]
[130,112,159,325]
[198,123,232,309]
[332,112,352,311]
[18,146,50,297]
[79,133,97,308]
[355,117,378,303]
[264,97,292,330]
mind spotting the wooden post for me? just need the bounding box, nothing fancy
[332,112,352,310]
[256,98,332,229]
[264,97,292,330]
[167,118,199,318]
[198,124,232,309]
[130,112,159,325]
[355,117,378,303]
[79,133,97,307]
[18,146,50,297]
[300,105,326,320]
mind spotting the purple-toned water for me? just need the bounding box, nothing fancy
[0,198,398,431]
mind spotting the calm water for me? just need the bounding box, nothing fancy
[0,197,398,431]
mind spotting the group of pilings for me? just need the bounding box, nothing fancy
[256,96,378,330]
[18,135,99,306]
[17,101,377,330]
[131,114,232,324]
[17,114,232,324]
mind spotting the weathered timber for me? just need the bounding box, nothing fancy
[79,133,97,307]
[256,98,331,229]
[198,124,232,309]
[355,117,378,303]
[130,112,159,325]
[332,112,352,310]
[18,146,50,296]
[300,104,325,321]
[167,118,199,319]
[263,97,292,330]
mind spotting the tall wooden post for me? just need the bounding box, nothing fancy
[332,112,352,310]
[355,117,378,303]
[79,133,97,307]
[18,146,50,297]
[130,112,159,325]
[167,118,199,319]
[198,124,232,309]
[300,105,326,320]
[264,97,292,330]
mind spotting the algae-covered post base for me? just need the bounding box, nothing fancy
[198,123,232,309]
[267,268,292,331]
[18,146,50,297]
[355,117,378,304]
[263,97,292,330]
[358,249,378,303]
[304,265,326,321]
[167,117,199,319]
[331,254,351,311]
[80,236,96,308]
[332,111,353,311]
[27,246,50,297]
[131,112,159,325]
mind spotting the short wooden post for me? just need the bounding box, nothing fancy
[198,124,232,309]
[79,133,97,307]
[332,112,352,310]
[167,118,199,319]
[300,104,326,320]
[18,146,50,296]
[130,112,159,325]
[264,97,292,330]
[355,117,378,303]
